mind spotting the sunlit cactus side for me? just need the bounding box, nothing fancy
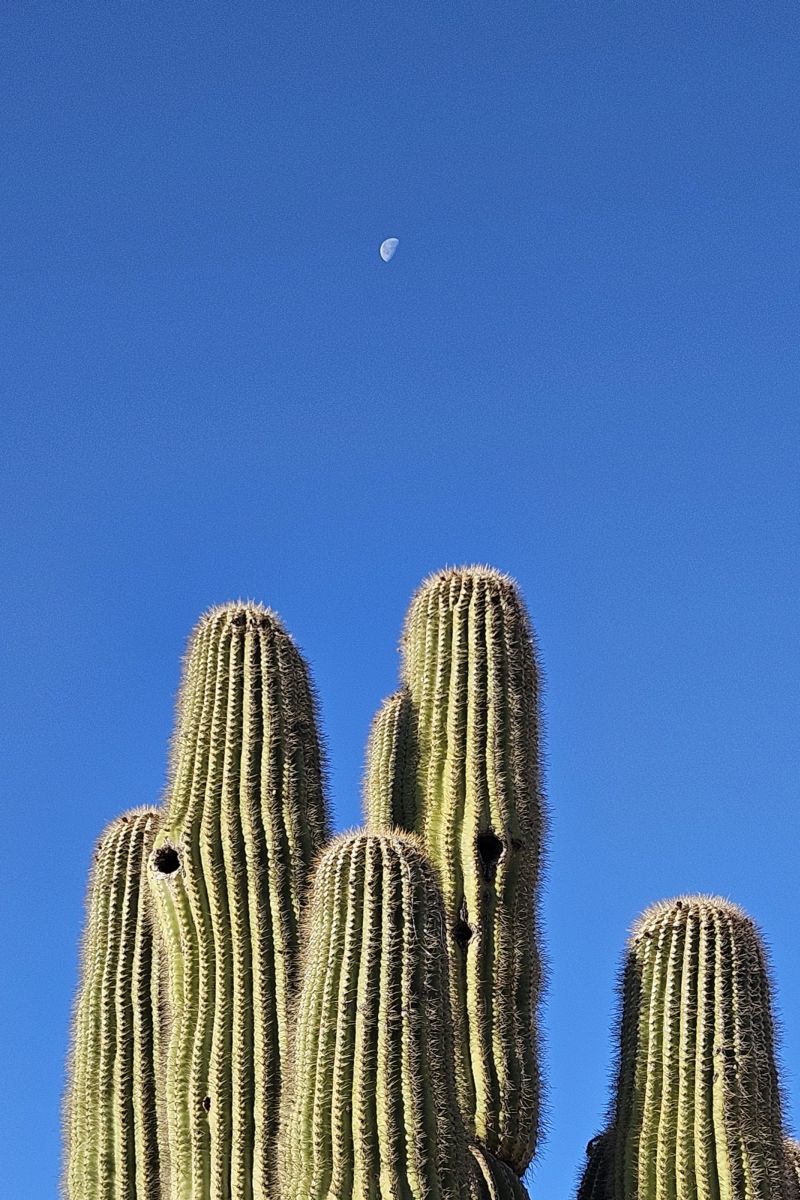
[363,689,417,830]
[366,565,545,1175]
[580,895,792,1200]
[279,830,470,1200]
[149,603,329,1200]
[64,808,165,1200]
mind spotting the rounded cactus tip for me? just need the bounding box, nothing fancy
[193,599,287,634]
[412,563,520,596]
[629,893,757,941]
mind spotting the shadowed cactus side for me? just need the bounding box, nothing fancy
[579,895,793,1200]
[149,604,329,1200]
[279,830,471,1200]
[786,1141,800,1196]
[468,1145,531,1200]
[365,566,545,1176]
[64,808,166,1200]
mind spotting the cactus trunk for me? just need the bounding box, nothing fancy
[366,566,545,1174]
[280,830,470,1200]
[64,808,165,1200]
[149,604,329,1200]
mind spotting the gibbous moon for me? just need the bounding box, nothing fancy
[380,238,399,262]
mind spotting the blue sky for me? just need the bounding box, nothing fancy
[2,2,798,1195]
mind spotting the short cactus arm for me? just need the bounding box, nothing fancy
[363,688,417,830]
[64,808,164,1200]
[280,831,470,1200]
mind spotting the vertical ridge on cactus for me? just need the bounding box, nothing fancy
[149,603,329,1200]
[584,895,792,1200]
[384,565,544,1174]
[279,830,470,1200]
[64,807,165,1200]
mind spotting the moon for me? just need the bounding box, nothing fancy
[380,238,399,262]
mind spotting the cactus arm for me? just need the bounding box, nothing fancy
[151,604,329,1200]
[64,809,163,1200]
[280,831,470,1200]
[397,567,544,1174]
[598,896,791,1200]
[363,689,418,830]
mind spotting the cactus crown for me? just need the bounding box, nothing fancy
[596,894,790,1200]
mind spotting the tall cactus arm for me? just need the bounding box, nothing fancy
[279,830,470,1200]
[149,603,329,1200]
[64,808,165,1200]
[395,566,545,1174]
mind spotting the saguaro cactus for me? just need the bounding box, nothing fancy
[579,895,792,1200]
[149,603,329,1200]
[64,808,165,1200]
[279,830,470,1200]
[365,566,545,1175]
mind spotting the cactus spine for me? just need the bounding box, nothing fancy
[280,830,470,1200]
[366,566,544,1174]
[64,808,165,1200]
[581,896,791,1200]
[150,604,329,1200]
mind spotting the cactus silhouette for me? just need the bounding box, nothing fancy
[149,603,329,1200]
[279,830,470,1200]
[365,566,545,1175]
[579,895,793,1200]
[64,808,166,1200]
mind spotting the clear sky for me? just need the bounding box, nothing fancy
[2,3,798,1195]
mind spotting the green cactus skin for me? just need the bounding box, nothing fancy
[367,566,544,1174]
[363,689,418,831]
[279,830,470,1200]
[150,603,329,1200]
[786,1141,800,1197]
[468,1145,531,1200]
[64,808,165,1200]
[586,895,792,1200]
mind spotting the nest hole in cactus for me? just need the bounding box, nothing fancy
[454,898,474,947]
[154,845,181,875]
[476,831,503,881]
